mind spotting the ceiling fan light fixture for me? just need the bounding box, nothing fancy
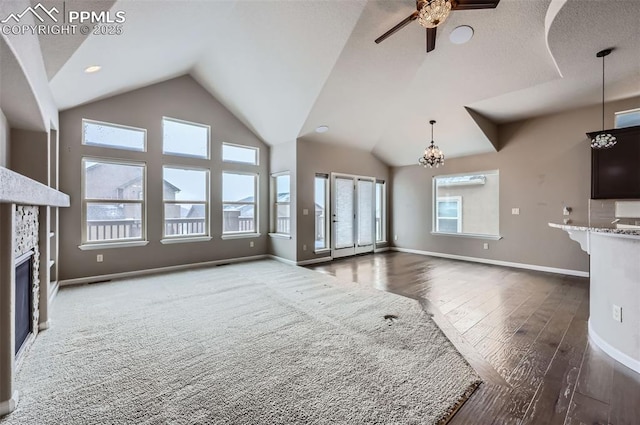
[419,120,445,168]
[418,0,452,29]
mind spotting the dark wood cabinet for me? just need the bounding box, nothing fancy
[589,125,640,199]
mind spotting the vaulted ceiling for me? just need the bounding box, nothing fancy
[42,0,640,166]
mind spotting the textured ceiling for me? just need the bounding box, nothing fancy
[45,0,640,166]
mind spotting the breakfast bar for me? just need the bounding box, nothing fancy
[549,222,640,374]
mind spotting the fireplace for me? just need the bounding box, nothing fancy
[15,252,33,355]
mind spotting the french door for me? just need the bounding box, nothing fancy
[331,174,375,258]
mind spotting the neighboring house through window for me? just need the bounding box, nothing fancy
[163,166,209,239]
[272,173,290,235]
[82,158,147,243]
[222,172,258,234]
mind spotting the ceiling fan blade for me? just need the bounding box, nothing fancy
[375,11,419,44]
[451,0,500,10]
[426,27,436,52]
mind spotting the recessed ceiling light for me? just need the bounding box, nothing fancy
[449,25,474,45]
[84,65,102,74]
[315,125,329,133]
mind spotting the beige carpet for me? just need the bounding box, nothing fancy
[1,260,480,424]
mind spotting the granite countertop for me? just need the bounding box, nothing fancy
[549,222,640,237]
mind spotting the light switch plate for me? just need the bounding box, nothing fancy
[512,208,520,215]
[302,209,309,215]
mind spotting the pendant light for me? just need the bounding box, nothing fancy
[591,48,616,149]
[419,120,445,168]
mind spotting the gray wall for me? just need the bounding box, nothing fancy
[58,75,269,281]
[0,108,8,168]
[10,130,48,185]
[296,138,390,262]
[391,96,640,273]
[268,141,296,262]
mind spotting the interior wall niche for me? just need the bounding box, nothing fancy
[14,205,40,357]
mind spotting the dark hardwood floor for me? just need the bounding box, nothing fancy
[307,251,640,425]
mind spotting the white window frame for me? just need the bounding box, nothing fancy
[222,171,259,236]
[435,196,462,233]
[271,172,291,236]
[162,165,210,241]
[375,180,386,243]
[80,157,147,248]
[222,142,259,166]
[162,117,211,159]
[314,174,330,252]
[82,119,147,152]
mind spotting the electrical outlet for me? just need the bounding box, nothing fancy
[512,208,520,215]
[303,244,307,251]
[612,304,622,322]
[96,254,103,263]
[483,243,489,250]
[394,235,398,241]
[249,241,254,248]
[302,209,309,216]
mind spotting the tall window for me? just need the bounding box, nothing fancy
[432,170,500,238]
[163,117,210,159]
[222,172,258,234]
[222,143,258,165]
[314,174,329,250]
[82,158,146,243]
[272,173,290,235]
[163,166,209,238]
[82,119,146,152]
[375,181,386,243]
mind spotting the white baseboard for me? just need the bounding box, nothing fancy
[374,246,390,253]
[588,319,640,374]
[38,320,50,331]
[297,256,333,266]
[270,255,333,267]
[0,391,19,416]
[391,247,589,278]
[48,280,59,304]
[59,255,269,286]
[268,255,297,266]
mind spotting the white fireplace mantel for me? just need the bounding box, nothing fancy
[0,167,69,207]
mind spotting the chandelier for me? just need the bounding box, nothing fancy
[419,120,445,168]
[591,48,616,149]
[418,0,452,29]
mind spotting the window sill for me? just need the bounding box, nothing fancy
[268,233,291,240]
[78,241,149,250]
[161,236,212,245]
[221,233,261,240]
[430,231,502,240]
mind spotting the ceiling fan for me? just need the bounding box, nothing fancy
[374,0,500,53]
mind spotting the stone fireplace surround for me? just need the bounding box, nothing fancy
[14,206,40,363]
[0,167,69,416]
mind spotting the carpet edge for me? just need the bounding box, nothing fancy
[437,380,482,425]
